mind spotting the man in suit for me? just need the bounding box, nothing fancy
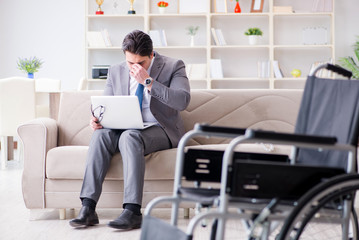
[69,30,191,229]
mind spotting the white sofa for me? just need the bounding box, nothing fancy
[17,89,303,218]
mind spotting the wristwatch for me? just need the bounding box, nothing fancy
[144,77,153,87]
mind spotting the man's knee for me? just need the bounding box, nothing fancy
[91,129,120,151]
[93,129,116,140]
[119,130,143,146]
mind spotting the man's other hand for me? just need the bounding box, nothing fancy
[90,116,103,131]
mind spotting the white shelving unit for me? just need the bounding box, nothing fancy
[84,0,335,90]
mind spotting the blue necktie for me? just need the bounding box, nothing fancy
[135,83,144,111]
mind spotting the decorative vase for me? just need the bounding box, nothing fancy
[190,36,195,46]
[248,35,259,45]
[235,1,241,13]
[158,7,166,14]
[27,73,34,79]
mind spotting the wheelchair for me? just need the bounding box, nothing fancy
[140,64,359,240]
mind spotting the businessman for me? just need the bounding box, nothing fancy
[69,30,191,230]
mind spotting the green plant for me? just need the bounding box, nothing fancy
[244,27,263,36]
[339,37,359,79]
[186,26,199,36]
[17,56,43,74]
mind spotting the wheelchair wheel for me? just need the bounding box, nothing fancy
[278,174,359,240]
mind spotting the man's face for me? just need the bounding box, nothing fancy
[125,51,153,71]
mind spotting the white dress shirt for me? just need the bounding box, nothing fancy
[129,56,158,123]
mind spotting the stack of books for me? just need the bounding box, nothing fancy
[148,30,167,47]
[87,29,112,47]
[309,59,334,78]
[312,0,333,12]
[210,59,224,78]
[211,28,226,46]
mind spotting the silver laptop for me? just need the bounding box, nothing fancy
[91,96,157,129]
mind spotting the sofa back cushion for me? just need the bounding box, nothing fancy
[180,89,303,145]
[58,90,102,146]
[57,89,302,146]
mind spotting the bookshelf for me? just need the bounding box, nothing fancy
[84,0,335,90]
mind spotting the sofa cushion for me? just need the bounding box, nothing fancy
[46,144,292,180]
[46,146,179,180]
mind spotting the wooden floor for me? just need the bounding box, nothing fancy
[0,159,247,240]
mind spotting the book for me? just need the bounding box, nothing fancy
[273,60,283,78]
[149,30,167,47]
[215,29,227,46]
[309,58,334,78]
[211,28,220,46]
[101,29,112,47]
[160,29,167,46]
[87,32,106,47]
[210,59,224,78]
[312,0,332,12]
[273,6,293,13]
[211,28,226,46]
[149,30,162,47]
[186,64,207,79]
[311,0,321,12]
[324,0,333,12]
[258,61,270,78]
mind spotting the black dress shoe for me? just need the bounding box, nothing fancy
[69,206,99,227]
[108,209,142,230]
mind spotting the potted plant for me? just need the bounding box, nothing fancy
[244,27,263,45]
[17,56,43,78]
[157,1,169,14]
[186,26,199,46]
[339,37,359,79]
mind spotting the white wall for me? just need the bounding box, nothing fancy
[0,0,358,91]
[0,0,85,90]
[335,0,359,61]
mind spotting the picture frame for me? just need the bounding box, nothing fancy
[215,0,227,13]
[250,0,264,13]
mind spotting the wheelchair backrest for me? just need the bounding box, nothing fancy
[295,76,359,169]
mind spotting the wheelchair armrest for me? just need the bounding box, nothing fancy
[196,124,246,135]
[245,129,337,145]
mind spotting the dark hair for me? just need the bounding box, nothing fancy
[122,30,153,57]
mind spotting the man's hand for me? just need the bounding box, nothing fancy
[90,116,103,131]
[130,63,150,85]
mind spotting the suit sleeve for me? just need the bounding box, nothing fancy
[103,67,114,96]
[150,59,191,111]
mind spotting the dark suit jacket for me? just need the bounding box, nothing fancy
[104,52,191,147]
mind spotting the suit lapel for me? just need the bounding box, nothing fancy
[121,63,130,95]
[150,53,164,82]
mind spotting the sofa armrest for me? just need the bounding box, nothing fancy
[17,118,58,209]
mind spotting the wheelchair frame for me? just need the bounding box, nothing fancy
[142,63,358,240]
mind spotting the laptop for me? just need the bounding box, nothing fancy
[91,96,157,129]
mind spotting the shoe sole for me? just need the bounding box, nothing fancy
[69,220,99,228]
[107,223,141,230]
